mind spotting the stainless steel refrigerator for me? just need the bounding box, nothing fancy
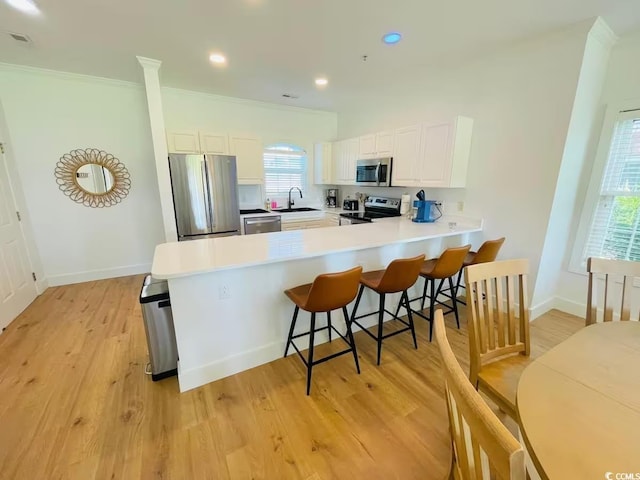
[169,154,241,241]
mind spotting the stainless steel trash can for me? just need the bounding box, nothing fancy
[140,275,178,381]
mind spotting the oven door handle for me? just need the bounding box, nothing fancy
[375,162,381,186]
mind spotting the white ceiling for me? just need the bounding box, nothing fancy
[1,0,639,111]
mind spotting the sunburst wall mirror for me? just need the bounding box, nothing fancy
[54,148,131,208]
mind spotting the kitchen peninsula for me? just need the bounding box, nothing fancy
[152,216,483,392]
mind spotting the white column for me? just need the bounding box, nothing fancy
[136,56,177,242]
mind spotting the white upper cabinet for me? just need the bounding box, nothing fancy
[419,116,473,188]
[229,135,264,184]
[392,125,421,186]
[199,132,229,155]
[313,142,333,185]
[332,138,358,184]
[390,116,473,188]
[358,134,376,159]
[375,131,394,156]
[167,131,201,154]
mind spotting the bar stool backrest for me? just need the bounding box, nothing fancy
[305,266,363,312]
[377,254,426,293]
[431,245,472,279]
[472,238,506,265]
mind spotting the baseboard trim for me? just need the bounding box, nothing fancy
[177,340,285,392]
[35,278,49,294]
[529,297,557,320]
[47,263,151,286]
[553,296,587,318]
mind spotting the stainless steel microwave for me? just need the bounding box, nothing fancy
[355,158,392,187]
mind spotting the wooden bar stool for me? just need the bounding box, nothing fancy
[454,237,505,306]
[350,255,425,365]
[284,266,362,395]
[405,245,471,341]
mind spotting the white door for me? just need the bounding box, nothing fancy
[0,142,37,331]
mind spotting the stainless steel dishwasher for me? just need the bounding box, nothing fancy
[244,215,281,235]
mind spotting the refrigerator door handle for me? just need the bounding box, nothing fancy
[202,160,213,230]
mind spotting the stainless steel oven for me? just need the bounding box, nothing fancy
[355,157,392,187]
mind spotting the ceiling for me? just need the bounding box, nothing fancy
[1,0,639,111]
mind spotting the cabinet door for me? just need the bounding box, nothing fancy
[418,123,452,187]
[343,138,358,184]
[392,125,421,187]
[359,134,376,158]
[229,135,264,184]
[313,142,333,184]
[199,132,229,155]
[375,131,394,156]
[332,140,345,184]
[167,131,201,154]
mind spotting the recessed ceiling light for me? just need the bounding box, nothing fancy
[209,53,227,65]
[5,0,40,15]
[315,78,328,87]
[382,32,402,45]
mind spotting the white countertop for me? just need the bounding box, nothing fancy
[152,215,483,279]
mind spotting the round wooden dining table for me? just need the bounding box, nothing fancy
[517,321,640,479]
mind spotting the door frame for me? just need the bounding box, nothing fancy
[0,100,46,295]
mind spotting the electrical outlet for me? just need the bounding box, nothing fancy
[457,201,464,212]
[218,285,231,300]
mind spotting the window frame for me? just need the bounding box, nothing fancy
[570,99,640,274]
[262,143,309,196]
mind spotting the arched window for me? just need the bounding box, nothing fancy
[263,144,307,195]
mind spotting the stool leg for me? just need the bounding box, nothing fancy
[455,269,464,298]
[343,306,360,374]
[284,306,299,357]
[421,276,429,311]
[306,312,316,395]
[429,279,435,342]
[404,290,418,349]
[449,276,460,329]
[350,285,365,325]
[377,293,385,365]
[327,310,332,342]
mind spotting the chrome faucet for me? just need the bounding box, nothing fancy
[288,187,303,209]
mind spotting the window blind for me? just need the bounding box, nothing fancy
[584,113,640,262]
[263,145,307,195]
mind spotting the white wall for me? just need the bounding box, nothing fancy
[555,28,640,313]
[532,20,615,314]
[0,64,165,286]
[161,87,338,207]
[337,21,594,299]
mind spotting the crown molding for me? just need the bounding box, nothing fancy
[136,56,162,71]
[161,86,337,117]
[0,62,142,89]
[588,17,619,50]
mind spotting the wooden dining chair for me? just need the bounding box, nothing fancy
[434,310,526,480]
[586,257,640,325]
[464,259,530,420]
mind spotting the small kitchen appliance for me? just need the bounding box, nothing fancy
[326,188,339,208]
[343,198,359,211]
[412,200,443,223]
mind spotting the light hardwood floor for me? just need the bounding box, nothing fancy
[0,275,584,479]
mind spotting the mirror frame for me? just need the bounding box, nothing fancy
[54,148,131,208]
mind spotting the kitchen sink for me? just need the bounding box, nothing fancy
[273,207,320,213]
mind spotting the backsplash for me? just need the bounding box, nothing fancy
[338,185,467,215]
